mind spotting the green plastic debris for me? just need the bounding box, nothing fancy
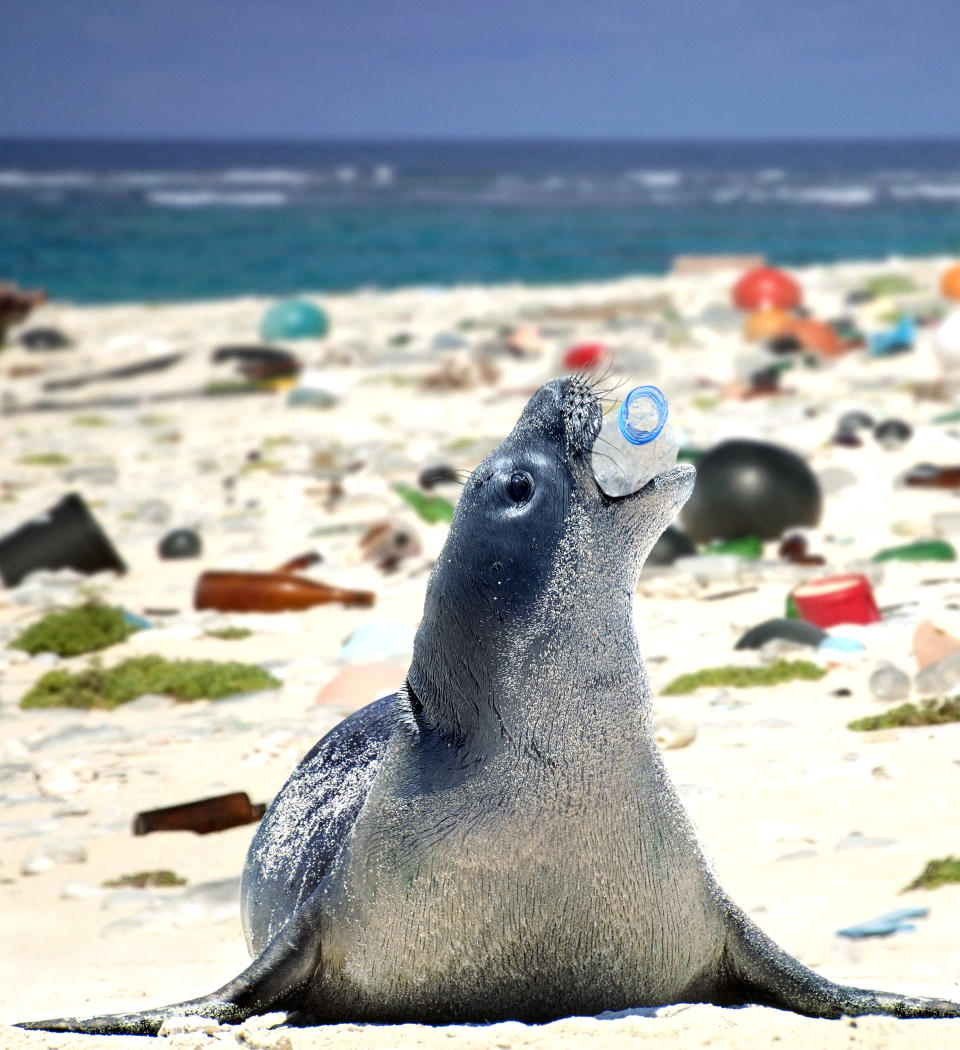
[784,594,800,620]
[872,539,956,564]
[394,483,455,525]
[703,536,763,560]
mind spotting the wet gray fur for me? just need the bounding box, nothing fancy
[17,377,960,1034]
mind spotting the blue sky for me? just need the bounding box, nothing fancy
[3,0,959,139]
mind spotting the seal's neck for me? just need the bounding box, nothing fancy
[407,498,652,763]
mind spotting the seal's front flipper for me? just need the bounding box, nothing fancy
[722,905,960,1019]
[16,892,324,1036]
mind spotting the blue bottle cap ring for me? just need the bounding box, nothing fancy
[619,385,668,446]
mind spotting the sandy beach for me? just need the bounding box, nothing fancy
[3,258,960,1049]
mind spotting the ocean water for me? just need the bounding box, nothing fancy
[2,138,960,304]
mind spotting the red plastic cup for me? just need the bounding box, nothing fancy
[792,573,881,628]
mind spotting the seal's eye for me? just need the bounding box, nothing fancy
[507,472,532,503]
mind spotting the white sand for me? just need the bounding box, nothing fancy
[2,259,960,1048]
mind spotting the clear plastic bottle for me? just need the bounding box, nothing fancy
[592,385,678,497]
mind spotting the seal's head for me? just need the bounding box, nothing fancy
[408,376,695,750]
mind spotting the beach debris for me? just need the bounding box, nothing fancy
[562,342,609,370]
[869,315,915,356]
[662,660,825,696]
[645,525,696,568]
[780,318,847,357]
[818,634,866,657]
[158,527,202,560]
[10,600,141,657]
[834,410,874,446]
[194,570,375,613]
[359,519,422,572]
[743,307,791,342]
[680,439,822,543]
[286,367,346,408]
[914,650,960,697]
[873,418,912,450]
[18,325,72,351]
[903,856,960,892]
[102,870,186,889]
[212,345,301,383]
[777,533,824,566]
[731,266,802,311]
[20,840,87,876]
[913,620,960,671]
[941,263,960,300]
[704,536,763,560]
[792,574,881,629]
[766,331,803,355]
[868,665,911,702]
[848,697,960,731]
[837,907,928,940]
[872,539,956,564]
[933,310,960,374]
[274,550,322,573]
[43,351,184,391]
[653,716,697,750]
[420,351,498,390]
[314,661,407,708]
[836,831,897,851]
[418,463,461,490]
[0,492,127,587]
[259,299,328,341]
[504,324,545,357]
[338,620,416,664]
[394,482,455,525]
[0,281,46,343]
[133,791,266,836]
[19,654,281,710]
[734,618,826,651]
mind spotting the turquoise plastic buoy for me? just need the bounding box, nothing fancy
[260,300,329,341]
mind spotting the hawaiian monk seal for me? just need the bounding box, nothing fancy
[18,376,960,1034]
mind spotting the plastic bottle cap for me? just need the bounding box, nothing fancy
[619,385,668,446]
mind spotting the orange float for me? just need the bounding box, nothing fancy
[940,263,960,301]
[744,307,791,341]
[782,318,846,357]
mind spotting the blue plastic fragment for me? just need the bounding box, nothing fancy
[121,609,151,630]
[619,385,668,446]
[837,907,929,939]
[869,315,915,357]
[818,635,866,654]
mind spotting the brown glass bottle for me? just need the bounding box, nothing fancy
[133,791,265,836]
[194,570,375,612]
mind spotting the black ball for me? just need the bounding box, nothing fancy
[874,418,912,450]
[680,439,822,543]
[158,528,202,560]
[646,525,696,568]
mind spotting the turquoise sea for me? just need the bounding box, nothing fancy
[2,138,960,303]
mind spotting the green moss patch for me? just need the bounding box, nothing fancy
[204,627,252,641]
[102,869,186,889]
[903,857,960,892]
[20,655,280,710]
[18,452,70,467]
[11,601,139,657]
[662,659,826,696]
[848,698,960,732]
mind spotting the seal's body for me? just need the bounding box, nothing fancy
[19,378,960,1034]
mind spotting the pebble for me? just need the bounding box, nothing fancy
[653,716,698,750]
[21,839,87,875]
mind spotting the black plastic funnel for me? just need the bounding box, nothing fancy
[0,492,127,587]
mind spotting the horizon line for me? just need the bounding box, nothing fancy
[3,133,960,145]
